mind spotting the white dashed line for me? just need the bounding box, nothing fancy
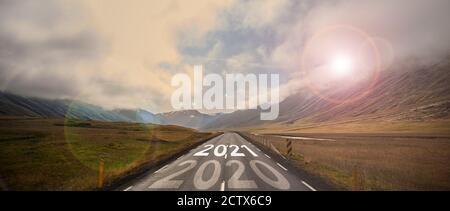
[123,186,133,191]
[275,135,336,142]
[301,181,317,191]
[220,181,225,191]
[155,164,168,173]
[277,163,288,171]
[264,154,271,159]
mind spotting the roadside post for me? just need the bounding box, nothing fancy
[286,139,292,158]
[352,166,365,191]
[98,159,105,189]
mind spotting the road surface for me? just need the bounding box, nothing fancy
[121,132,317,191]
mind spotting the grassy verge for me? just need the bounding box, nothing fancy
[248,133,450,191]
[0,117,215,191]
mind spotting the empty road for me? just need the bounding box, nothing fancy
[121,132,317,191]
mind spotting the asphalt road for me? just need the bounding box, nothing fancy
[121,132,317,191]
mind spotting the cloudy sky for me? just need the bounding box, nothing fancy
[1,0,449,113]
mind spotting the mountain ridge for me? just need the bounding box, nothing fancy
[1,59,450,131]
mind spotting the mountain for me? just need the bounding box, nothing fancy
[0,91,219,128]
[0,92,155,122]
[0,92,213,128]
[114,109,162,124]
[279,59,450,124]
[156,110,219,129]
[202,58,450,130]
[2,58,449,131]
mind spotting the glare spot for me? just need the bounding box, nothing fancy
[331,55,353,77]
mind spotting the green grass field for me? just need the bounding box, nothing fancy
[0,117,214,191]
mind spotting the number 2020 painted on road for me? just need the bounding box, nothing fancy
[193,144,258,157]
[149,160,290,190]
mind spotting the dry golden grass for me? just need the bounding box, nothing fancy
[249,120,450,135]
[0,117,214,191]
[251,133,450,190]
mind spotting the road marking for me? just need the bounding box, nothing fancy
[220,181,225,191]
[155,164,168,173]
[123,186,133,191]
[242,145,258,157]
[264,154,271,159]
[224,154,228,159]
[177,155,184,160]
[301,181,317,191]
[271,144,281,154]
[280,155,287,160]
[275,135,336,142]
[277,163,288,171]
[256,148,261,151]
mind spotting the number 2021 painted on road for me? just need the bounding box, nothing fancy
[193,144,258,157]
[149,160,290,190]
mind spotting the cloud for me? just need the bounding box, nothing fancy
[0,0,234,112]
[176,0,450,105]
[1,0,449,113]
[270,0,450,98]
[302,0,450,63]
[73,0,234,112]
[0,0,101,99]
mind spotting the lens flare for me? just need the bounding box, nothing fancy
[301,25,381,104]
[330,55,353,77]
[62,90,194,172]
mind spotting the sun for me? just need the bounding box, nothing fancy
[330,55,353,77]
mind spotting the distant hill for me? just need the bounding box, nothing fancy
[114,109,162,124]
[0,91,220,128]
[0,91,218,128]
[0,92,160,123]
[156,110,219,129]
